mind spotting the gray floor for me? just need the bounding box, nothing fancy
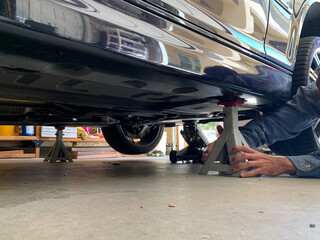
[0,157,319,240]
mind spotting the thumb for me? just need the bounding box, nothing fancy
[217,125,224,135]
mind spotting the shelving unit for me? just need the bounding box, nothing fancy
[0,136,38,141]
[0,127,40,158]
[0,126,106,158]
[40,137,106,142]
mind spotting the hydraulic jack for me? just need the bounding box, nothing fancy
[44,127,73,163]
[169,121,210,164]
[199,99,249,177]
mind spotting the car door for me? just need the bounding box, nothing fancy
[264,0,296,70]
[141,0,269,57]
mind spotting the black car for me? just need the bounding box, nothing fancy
[0,0,320,155]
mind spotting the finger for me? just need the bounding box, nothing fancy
[201,142,215,161]
[201,151,211,161]
[230,145,257,154]
[232,160,258,172]
[217,125,224,135]
[206,142,215,152]
[240,168,262,178]
[201,152,209,161]
[231,152,255,165]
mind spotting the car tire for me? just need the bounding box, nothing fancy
[102,123,164,154]
[268,36,320,156]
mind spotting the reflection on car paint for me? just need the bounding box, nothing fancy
[143,0,269,56]
[264,0,293,68]
[1,0,292,101]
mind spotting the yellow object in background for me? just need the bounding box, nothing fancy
[0,125,19,136]
[76,127,89,140]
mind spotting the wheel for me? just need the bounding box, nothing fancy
[290,37,320,97]
[102,123,164,154]
[268,37,320,156]
[169,150,177,163]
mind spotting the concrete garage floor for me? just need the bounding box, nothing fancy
[0,157,320,240]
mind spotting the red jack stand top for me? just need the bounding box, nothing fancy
[218,99,245,107]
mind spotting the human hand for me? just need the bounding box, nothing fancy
[201,141,215,162]
[230,145,297,177]
[201,125,224,162]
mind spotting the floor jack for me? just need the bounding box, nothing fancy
[169,122,210,164]
[43,127,73,163]
[199,99,249,177]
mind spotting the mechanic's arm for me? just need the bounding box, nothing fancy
[230,145,296,177]
[234,82,320,177]
[240,82,320,148]
[230,146,320,177]
[287,152,320,177]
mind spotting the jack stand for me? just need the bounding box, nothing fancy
[199,99,248,177]
[169,122,209,164]
[44,127,73,163]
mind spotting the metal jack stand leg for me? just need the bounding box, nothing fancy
[199,99,248,177]
[44,127,73,163]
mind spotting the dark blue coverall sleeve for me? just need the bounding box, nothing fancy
[240,82,320,177]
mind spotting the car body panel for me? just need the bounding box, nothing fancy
[0,0,318,125]
[265,0,320,70]
[265,0,294,69]
[140,0,269,57]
